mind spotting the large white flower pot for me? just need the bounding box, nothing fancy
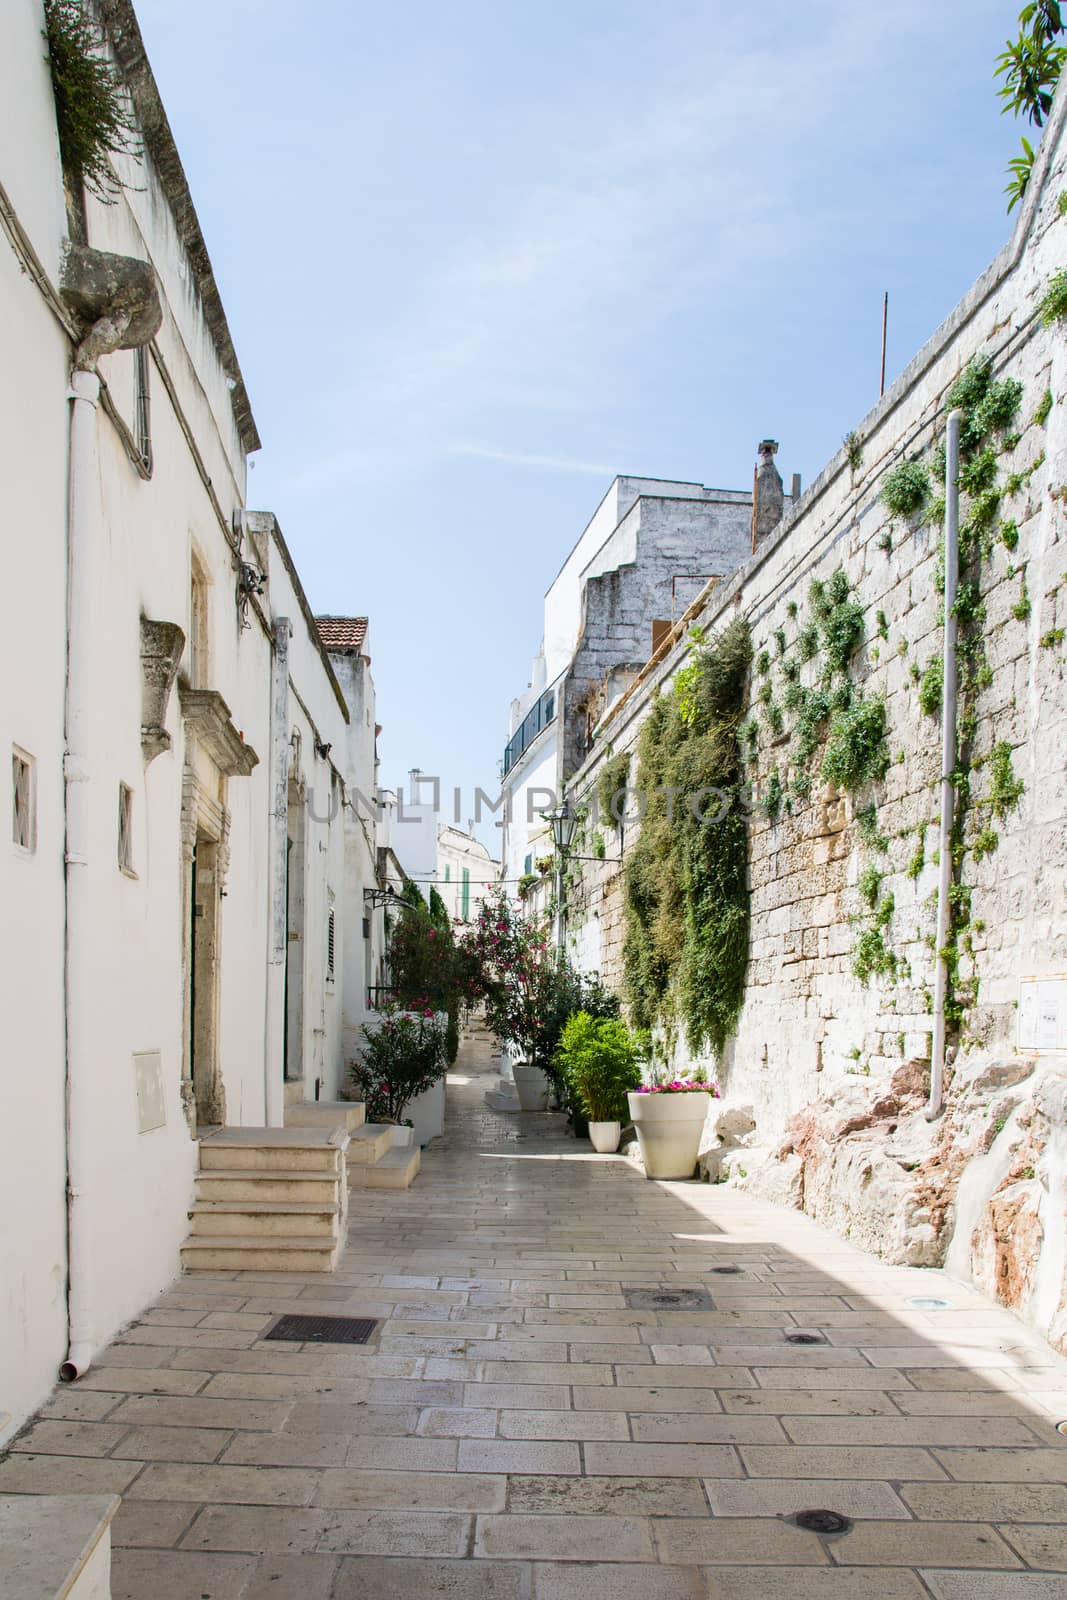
[513,1064,551,1111]
[627,1091,710,1179]
[588,1120,621,1154]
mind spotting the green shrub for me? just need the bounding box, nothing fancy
[858,866,883,909]
[554,1012,643,1124]
[919,656,944,717]
[881,458,930,518]
[351,1009,447,1124]
[1000,519,1020,552]
[1034,387,1054,426]
[44,0,140,203]
[821,594,865,674]
[797,622,819,662]
[597,750,631,827]
[1040,269,1067,326]
[821,695,891,791]
[989,741,1025,819]
[764,769,784,824]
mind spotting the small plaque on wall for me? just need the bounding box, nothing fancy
[133,1051,166,1132]
[1018,977,1067,1053]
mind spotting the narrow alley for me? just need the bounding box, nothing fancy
[5,1035,1067,1599]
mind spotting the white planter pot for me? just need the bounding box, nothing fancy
[391,1125,414,1148]
[627,1091,710,1179]
[588,1120,621,1154]
[512,1063,551,1111]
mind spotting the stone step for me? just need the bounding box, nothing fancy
[198,1126,344,1173]
[484,1086,521,1112]
[0,1492,118,1600]
[181,1233,339,1272]
[349,1146,421,1190]
[345,1123,394,1165]
[195,1167,340,1204]
[188,1199,341,1238]
[283,1078,305,1107]
[284,1100,366,1131]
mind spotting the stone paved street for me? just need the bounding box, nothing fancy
[5,1035,1067,1599]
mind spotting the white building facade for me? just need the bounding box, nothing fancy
[436,823,500,923]
[0,0,391,1441]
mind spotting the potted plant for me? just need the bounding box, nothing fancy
[350,1006,448,1133]
[554,1012,642,1153]
[627,1075,719,1178]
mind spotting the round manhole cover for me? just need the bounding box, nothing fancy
[784,1332,825,1345]
[791,1509,853,1536]
[652,1293,682,1305]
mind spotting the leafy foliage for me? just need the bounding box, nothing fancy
[622,618,752,1055]
[821,695,891,791]
[881,458,930,518]
[351,1009,447,1124]
[1040,268,1067,324]
[553,1012,643,1123]
[43,0,140,203]
[919,656,944,717]
[996,2,1067,208]
[597,750,631,826]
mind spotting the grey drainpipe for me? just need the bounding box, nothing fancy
[927,409,963,1121]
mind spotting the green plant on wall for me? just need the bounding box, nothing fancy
[597,750,631,829]
[623,617,752,1055]
[43,0,140,204]
[881,458,930,519]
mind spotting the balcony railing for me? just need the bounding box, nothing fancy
[502,686,556,777]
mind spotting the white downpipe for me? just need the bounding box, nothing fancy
[264,617,290,1127]
[60,369,100,1381]
[927,409,963,1122]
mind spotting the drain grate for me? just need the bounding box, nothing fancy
[623,1286,714,1310]
[789,1509,853,1536]
[784,1330,827,1345]
[905,1296,951,1310]
[265,1314,377,1345]
[710,1266,742,1275]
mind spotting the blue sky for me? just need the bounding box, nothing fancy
[138,0,1026,848]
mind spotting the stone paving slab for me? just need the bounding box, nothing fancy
[5,1036,1067,1597]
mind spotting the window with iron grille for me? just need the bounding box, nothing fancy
[327,906,336,978]
[12,747,35,852]
[118,783,135,873]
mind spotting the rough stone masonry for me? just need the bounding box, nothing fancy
[563,82,1067,1355]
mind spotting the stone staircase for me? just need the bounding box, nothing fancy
[181,1126,349,1273]
[0,1493,117,1599]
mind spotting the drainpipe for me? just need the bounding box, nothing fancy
[264,617,290,1127]
[59,368,100,1381]
[927,409,963,1122]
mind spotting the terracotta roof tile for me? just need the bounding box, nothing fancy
[316,616,368,653]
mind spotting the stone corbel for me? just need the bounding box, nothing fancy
[179,688,259,777]
[141,617,185,763]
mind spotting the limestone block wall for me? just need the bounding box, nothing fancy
[565,89,1067,1351]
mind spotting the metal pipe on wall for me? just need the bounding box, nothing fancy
[60,368,101,1381]
[927,409,964,1122]
[264,616,291,1127]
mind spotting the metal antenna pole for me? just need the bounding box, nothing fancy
[880,291,889,398]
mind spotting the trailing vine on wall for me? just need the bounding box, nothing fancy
[43,0,140,204]
[622,618,752,1056]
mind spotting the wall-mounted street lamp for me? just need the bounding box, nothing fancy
[543,801,578,954]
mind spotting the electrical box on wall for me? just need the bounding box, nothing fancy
[133,1051,166,1132]
[1018,977,1067,1053]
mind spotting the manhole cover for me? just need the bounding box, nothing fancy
[623,1287,713,1310]
[265,1314,377,1344]
[790,1509,853,1536]
[905,1296,951,1310]
[711,1266,742,1275]
[784,1331,827,1345]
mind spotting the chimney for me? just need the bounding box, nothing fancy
[751,439,784,552]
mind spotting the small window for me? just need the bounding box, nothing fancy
[462,867,471,921]
[444,864,451,882]
[523,853,532,875]
[118,783,135,874]
[12,747,35,852]
[134,346,153,475]
[327,906,336,978]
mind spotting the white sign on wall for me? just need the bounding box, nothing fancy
[1018,977,1067,1053]
[133,1051,166,1133]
